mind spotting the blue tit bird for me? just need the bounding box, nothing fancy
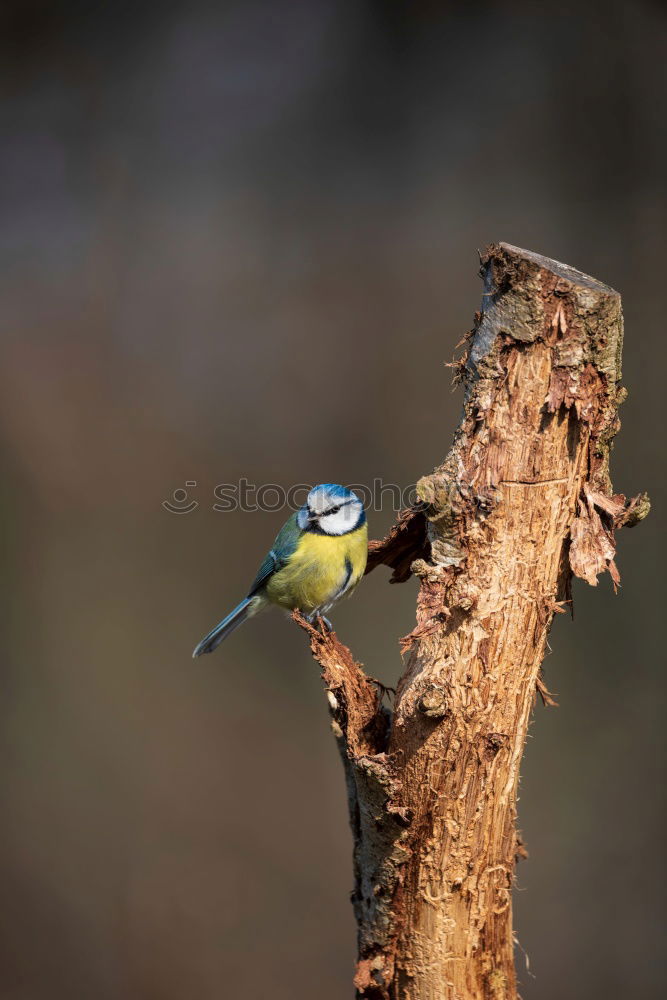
[193,484,368,656]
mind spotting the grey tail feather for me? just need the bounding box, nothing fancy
[192,598,252,657]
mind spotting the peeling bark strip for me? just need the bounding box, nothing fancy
[298,244,647,1000]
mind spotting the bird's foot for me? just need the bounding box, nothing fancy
[302,612,332,633]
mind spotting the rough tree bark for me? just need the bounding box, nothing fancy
[295,244,648,1000]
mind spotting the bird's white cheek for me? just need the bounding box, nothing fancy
[322,505,362,535]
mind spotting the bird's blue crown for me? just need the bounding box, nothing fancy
[297,483,366,535]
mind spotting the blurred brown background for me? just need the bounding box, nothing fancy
[0,1,664,997]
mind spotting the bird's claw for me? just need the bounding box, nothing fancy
[303,612,333,634]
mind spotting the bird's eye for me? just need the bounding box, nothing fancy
[327,505,341,516]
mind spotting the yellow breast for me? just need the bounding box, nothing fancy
[265,523,368,615]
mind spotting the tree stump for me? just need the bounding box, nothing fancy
[296,243,648,1000]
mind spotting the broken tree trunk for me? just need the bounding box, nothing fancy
[295,243,647,1000]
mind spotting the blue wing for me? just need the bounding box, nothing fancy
[247,511,301,596]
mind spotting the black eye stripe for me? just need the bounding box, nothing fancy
[315,498,356,518]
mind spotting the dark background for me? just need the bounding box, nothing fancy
[1,1,664,997]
